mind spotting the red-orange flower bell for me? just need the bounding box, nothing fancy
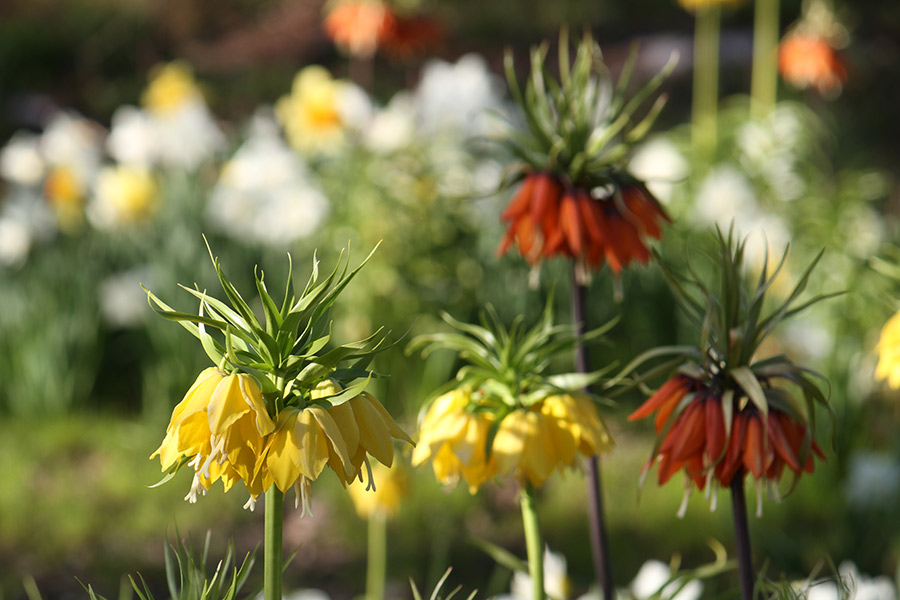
[497,173,670,274]
[630,374,826,495]
[323,1,395,58]
[778,32,846,96]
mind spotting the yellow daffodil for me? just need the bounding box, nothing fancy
[412,389,495,492]
[141,61,203,115]
[348,458,409,519]
[92,165,159,227]
[151,368,276,503]
[876,309,900,389]
[43,165,85,232]
[276,66,348,154]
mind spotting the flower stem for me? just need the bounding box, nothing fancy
[692,4,721,161]
[751,0,780,118]
[730,471,754,600]
[520,483,545,600]
[572,272,614,600]
[264,485,284,600]
[366,512,387,600]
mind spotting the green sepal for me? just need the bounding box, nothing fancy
[729,365,768,418]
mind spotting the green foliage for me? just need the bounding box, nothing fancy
[81,532,257,600]
[500,31,676,188]
[145,242,391,408]
[410,568,478,600]
[408,295,616,409]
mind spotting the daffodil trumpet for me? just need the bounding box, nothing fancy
[145,240,413,600]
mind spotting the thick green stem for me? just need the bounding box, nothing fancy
[751,0,780,118]
[520,483,545,600]
[366,512,387,600]
[264,486,284,600]
[692,4,721,161]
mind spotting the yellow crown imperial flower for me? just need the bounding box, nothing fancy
[412,389,495,493]
[409,300,615,492]
[147,243,413,512]
[254,381,413,515]
[151,368,276,503]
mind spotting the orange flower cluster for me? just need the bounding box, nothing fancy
[324,1,395,58]
[629,375,825,490]
[324,1,441,60]
[497,173,669,274]
[778,32,847,95]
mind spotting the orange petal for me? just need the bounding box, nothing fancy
[577,189,604,246]
[705,396,726,463]
[628,376,689,422]
[559,192,583,256]
[623,186,669,238]
[717,410,748,486]
[669,401,706,462]
[767,412,801,473]
[530,174,561,226]
[657,453,683,486]
[743,414,767,479]
[501,175,537,221]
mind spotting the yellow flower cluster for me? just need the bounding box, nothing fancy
[276,66,349,154]
[876,309,900,389]
[152,370,413,512]
[141,61,203,115]
[412,389,612,492]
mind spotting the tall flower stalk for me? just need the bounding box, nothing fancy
[409,299,615,600]
[692,5,721,159]
[619,229,838,599]
[751,0,780,117]
[146,242,413,600]
[496,32,675,598]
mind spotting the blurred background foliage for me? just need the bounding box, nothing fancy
[1,0,900,599]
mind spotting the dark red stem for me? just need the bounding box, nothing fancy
[730,470,755,600]
[571,269,614,600]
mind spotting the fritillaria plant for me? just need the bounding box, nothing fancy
[409,300,614,600]
[494,31,675,599]
[145,242,413,600]
[619,228,838,600]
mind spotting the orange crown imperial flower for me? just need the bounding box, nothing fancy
[496,33,677,275]
[778,0,848,98]
[146,242,413,513]
[778,32,846,96]
[620,229,838,515]
[323,0,396,58]
[409,299,615,492]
